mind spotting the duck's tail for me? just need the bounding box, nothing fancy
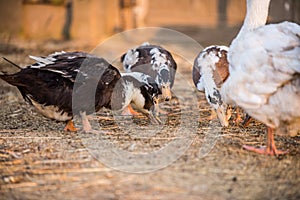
[0,57,24,86]
[1,57,22,75]
[3,57,22,70]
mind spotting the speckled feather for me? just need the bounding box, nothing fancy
[193,45,229,109]
[121,44,177,88]
[112,72,160,113]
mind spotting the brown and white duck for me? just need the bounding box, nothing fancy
[193,45,250,127]
[193,45,230,126]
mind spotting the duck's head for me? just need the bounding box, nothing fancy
[112,72,161,124]
[156,64,172,101]
[140,77,161,122]
[204,86,229,126]
[149,47,175,101]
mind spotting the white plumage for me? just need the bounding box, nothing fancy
[221,0,300,155]
[29,51,66,67]
[121,72,154,88]
[122,49,140,71]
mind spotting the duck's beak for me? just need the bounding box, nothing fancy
[153,96,159,114]
[216,107,229,127]
[161,83,172,101]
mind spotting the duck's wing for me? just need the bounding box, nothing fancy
[29,52,104,82]
[193,45,229,91]
[121,47,153,72]
[121,72,161,95]
[122,45,177,73]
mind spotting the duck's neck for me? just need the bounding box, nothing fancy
[236,0,271,39]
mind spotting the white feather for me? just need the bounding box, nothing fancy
[141,42,150,46]
[122,81,145,111]
[121,72,152,86]
[123,49,139,71]
[29,51,66,68]
[221,0,300,129]
[150,48,168,71]
[194,45,228,102]
[29,55,55,65]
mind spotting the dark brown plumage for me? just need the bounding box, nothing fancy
[1,51,121,132]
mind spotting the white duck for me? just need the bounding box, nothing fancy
[221,0,300,155]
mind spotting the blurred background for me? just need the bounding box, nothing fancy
[0,0,299,47]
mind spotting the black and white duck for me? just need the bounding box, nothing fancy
[121,42,177,101]
[112,72,161,123]
[0,51,161,132]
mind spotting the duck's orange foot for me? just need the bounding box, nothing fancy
[243,145,288,156]
[121,105,140,116]
[64,120,78,132]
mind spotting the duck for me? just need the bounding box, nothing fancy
[121,42,177,101]
[193,45,249,127]
[112,72,161,123]
[221,0,300,155]
[0,51,160,132]
[193,45,230,126]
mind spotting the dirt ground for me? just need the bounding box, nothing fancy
[0,26,299,200]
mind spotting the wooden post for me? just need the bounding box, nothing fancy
[62,0,73,40]
[218,0,227,27]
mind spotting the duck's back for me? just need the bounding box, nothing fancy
[122,44,177,86]
[0,67,74,121]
